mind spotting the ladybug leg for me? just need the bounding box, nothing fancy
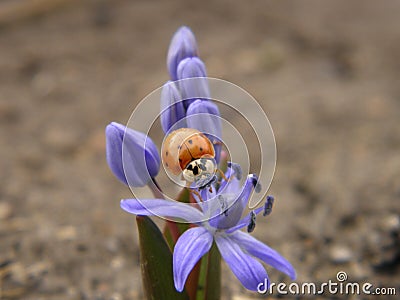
[190,189,204,202]
[217,169,230,182]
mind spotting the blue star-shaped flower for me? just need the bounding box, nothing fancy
[120,164,296,292]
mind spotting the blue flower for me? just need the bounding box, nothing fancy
[162,27,219,136]
[176,57,210,108]
[160,81,186,133]
[105,122,160,187]
[167,26,199,81]
[120,164,296,292]
[186,99,221,138]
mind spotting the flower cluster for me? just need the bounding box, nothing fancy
[161,27,221,162]
[121,164,296,291]
[105,26,296,293]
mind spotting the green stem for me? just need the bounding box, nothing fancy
[149,177,181,244]
[196,242,221,300]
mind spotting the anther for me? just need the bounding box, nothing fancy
[263,195,274,216]
[249,174,262,193]
[227,162,242,180]
[247,211,256,233]
[218,195,229,216]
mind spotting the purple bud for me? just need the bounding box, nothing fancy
[167,26,199,81]
[160,81,186,133]
[105,122,160,187]
[186,99,221,140]
[186,99,222,162]
[177,57,210,108]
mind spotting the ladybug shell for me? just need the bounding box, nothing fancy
[161,128,215,176]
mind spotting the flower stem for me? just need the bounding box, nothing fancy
[149,177,181,244]
[196,242,221,300]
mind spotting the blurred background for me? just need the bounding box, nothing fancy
[1,0,399,299]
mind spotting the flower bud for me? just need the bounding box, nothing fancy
[160,81,186,133]
[105,122,160,187]
[186,99,222,162]
[186,99,221,139]
[176,57,210,108]
[167,26,198,81]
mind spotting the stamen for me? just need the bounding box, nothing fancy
[247,211,256,232]
[263,195,274,216]
[249,174,262,193]
[227,162,242,180]
[218,195,228,216]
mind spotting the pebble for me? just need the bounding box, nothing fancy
[56,226,77,241]
[330,245,353,264]
[110,256,124,270]
[381,214,400,231]
[110,293,123,300]
[0,202,13,220]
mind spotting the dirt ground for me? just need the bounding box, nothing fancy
[1,0,399,299]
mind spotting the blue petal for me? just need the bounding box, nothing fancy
[210,175,258,230]
[105,122,160,187]
[186,99,222,162]
[230,231,296,280]
[160,81,186,133]
[225,206,264,234]
[218,173,241,196]
[176,58,210,108]
[120,199,205,223]
[173,227,213,291]
[215,234,269,291]
[217,163,242,194]
[167,26,198,81]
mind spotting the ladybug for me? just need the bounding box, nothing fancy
[161,128,217,189]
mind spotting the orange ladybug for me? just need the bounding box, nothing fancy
[161,128,217,189]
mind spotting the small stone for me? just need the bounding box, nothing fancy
[110,293,123,300]
[10,262,27,284]
[26,261,49,280]
[0,202,13,220]
[56,226,77,241]
[110,256,124,270]
[381,214,400,231]
[330,245,353,264]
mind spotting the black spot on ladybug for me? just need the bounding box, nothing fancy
[188,139,193,144]
[199,147,203,152]
[165,162,169,167]
[193,166,199,175]
[165,151,168,156]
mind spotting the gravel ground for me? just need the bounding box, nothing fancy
[0,0,399,299]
